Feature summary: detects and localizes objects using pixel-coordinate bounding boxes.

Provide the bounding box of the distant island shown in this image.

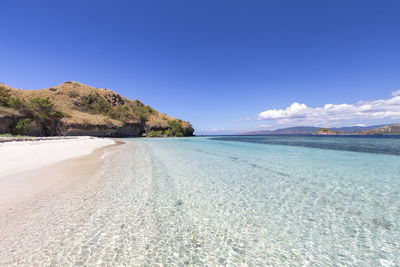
[314,128,339,135]
[242,124,400,135]
[0,82,194,137]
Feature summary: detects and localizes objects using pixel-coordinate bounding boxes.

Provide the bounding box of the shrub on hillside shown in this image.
[29,97,64,121]
[0,90,63,123]
[13,118,31,135]
[144,105,153,114]
[80,93,112,114]
[164,129,173,137]
[167,120,185,136]
[108,105,132,123]
[0,86,11,106]
[129,101,152,123]
[136,111,148,124]
[77,93,153,124]
[8,97,26,109]
[67,90,80,98]
[94,97,111,114]
[147,130,163,137]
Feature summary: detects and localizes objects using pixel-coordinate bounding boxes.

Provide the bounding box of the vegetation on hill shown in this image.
[0,85,64,135]
[147,120,187,137]
[0,82,194,137]
[147,130,163,137]
[166,120,186,136]
[0,85,11,106]
[76,91,153,124]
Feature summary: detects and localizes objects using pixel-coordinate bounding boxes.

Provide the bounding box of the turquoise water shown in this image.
[2,136,399,266]
[106,136,400,265]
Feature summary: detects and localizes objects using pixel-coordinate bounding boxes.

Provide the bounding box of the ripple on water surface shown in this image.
[0,136,399,266]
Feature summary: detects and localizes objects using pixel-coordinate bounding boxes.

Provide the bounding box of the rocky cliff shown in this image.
[0,82,194,137]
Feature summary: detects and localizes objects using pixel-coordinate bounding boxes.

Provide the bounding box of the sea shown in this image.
[3,135,400,266]
[97,135,400,266]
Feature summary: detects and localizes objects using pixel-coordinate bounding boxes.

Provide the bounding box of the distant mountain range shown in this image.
[243,126,320,135]
[358,124,400,135]
[242,124,395,135]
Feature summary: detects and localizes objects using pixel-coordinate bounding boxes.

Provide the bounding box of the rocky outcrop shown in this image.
[314,128,338,135]
[0,116,16,133]
[0,116,148,137]
[0,115,194,137]
[59,122,144,137]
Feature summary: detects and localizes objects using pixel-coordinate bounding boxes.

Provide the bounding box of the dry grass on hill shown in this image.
[0,81,192,130]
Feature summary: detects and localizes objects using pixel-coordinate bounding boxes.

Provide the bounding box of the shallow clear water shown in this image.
[1,136,400,266]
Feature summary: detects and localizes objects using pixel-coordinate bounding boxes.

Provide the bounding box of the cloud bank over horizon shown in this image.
[258,90,400,126]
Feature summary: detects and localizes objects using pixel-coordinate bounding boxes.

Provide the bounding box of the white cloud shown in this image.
[259,102,308,120]
[258,92,400,125]
[392,89,400,97]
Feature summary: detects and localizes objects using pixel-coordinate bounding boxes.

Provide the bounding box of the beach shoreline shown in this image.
[0,137,125,210]
[0,136,117,179]
[0,138,128,265]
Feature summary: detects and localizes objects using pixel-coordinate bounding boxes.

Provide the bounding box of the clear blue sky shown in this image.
[1,1,400,134]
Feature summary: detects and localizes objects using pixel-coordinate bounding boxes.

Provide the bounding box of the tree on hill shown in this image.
[167,120,185,137]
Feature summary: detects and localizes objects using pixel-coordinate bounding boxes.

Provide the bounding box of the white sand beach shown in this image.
[0,137,126,265]
[0,136,115,179]
[0,136,118,210]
